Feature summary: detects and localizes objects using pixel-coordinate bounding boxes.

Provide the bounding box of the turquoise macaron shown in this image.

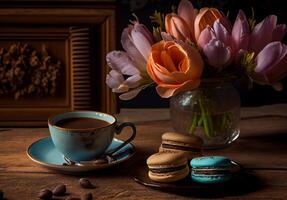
[190,156,240,184]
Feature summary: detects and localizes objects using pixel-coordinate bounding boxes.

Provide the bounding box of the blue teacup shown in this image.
[48,111,136,162]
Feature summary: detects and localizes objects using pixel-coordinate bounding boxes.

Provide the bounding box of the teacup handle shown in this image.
[106,122,136,156]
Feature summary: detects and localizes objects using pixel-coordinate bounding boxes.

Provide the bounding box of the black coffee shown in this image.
[56,117,110,129]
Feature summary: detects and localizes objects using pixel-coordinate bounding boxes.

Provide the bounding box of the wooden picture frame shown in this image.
[0,4,117,126]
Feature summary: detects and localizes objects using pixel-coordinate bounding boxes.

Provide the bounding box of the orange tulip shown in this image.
[165,0,198,42]
[194,8,223,40]
[165,13,192,42]
[147,41,203,98]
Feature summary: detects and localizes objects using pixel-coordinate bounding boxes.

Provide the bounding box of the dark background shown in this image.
[116,0,287,108]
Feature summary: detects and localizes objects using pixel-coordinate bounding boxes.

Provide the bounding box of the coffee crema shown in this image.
[55,117,110,129]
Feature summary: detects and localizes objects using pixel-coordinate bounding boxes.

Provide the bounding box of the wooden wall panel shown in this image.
[0,5,117,126]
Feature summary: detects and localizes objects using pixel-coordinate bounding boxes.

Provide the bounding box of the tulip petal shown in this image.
[264,52,287,82]
[203,39,232,67]
[255,42,287,74]
[178,0,196,41]
[160,50,177,72]
[219,16,232,33]
[134,23,154,44]
[121,27,146,70]
[124,74,142,88]
[119,85,145,100]
[232,10,250,52]
[197,26,214,48]
[273,24,287,41]
[213,19,231,46]
[131,28,152,61]
[112,84,129,93]
[106,51,139,75]
[250,15,277,54]
[153,63,178,84]
[156,79,200,98]
[181,44,204,77]
[106,70,124,89]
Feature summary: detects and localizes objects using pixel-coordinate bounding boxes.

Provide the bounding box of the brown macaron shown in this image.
[159,132,203,160]
[146,151,189,183]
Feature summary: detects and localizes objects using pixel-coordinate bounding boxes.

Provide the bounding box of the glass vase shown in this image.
[170,79,241,149]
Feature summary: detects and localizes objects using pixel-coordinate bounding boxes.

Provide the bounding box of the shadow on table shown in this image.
[131,160,265,198]
[169,172,264,198]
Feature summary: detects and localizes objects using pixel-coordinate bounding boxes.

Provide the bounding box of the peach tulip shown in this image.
[194,7,223,40]
[165,0,197,42]
[147,41,203,98]
[165,13,192,42]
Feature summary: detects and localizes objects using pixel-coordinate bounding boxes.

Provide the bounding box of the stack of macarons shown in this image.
[147,132,203,183]
[146,132,241,183]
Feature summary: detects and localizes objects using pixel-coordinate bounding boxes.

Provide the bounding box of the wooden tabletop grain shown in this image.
[1,104,287,199]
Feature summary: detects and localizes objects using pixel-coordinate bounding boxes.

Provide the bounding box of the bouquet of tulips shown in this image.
[106,0,287,137]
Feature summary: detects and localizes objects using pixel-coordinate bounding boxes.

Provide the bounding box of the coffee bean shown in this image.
[79,178,95,189]
[52,184,66,196]
[81,192,93,200]
[38,189,53,199]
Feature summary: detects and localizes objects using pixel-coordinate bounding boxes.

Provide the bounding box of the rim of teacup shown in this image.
[48,110,117,132]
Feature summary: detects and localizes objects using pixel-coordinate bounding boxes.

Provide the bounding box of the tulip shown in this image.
[203,39,232,68]
[232,10,250,54]
[197,20,233,68]
[177,0,198,41]
[147,41,203,98]
[250,15,287,55]
[250,41,287,90]
[106,19,154,100]
[121,19,154,71]
[165,0,197,42]
[194,7,223,40]
[165,13,192,42]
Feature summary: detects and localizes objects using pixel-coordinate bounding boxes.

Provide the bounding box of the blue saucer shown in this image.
[27,137,135,172]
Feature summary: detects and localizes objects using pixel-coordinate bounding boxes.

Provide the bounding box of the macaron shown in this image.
[159,132,203,160]
[146,151,189,182]
[190,156,240,184]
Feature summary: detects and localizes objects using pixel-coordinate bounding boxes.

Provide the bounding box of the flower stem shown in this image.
[198,95,214,138]
[188,112,198,134]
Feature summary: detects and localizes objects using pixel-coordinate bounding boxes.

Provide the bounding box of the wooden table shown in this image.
[1,104,287,199]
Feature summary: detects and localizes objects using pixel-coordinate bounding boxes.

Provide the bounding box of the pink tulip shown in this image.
[250,15,287,55]
[198,20,233,68]
[106,19,154,100]
[252,41,287,89]
[203,39,232,68]
[121,19,154,71]
[232,10,250,54]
